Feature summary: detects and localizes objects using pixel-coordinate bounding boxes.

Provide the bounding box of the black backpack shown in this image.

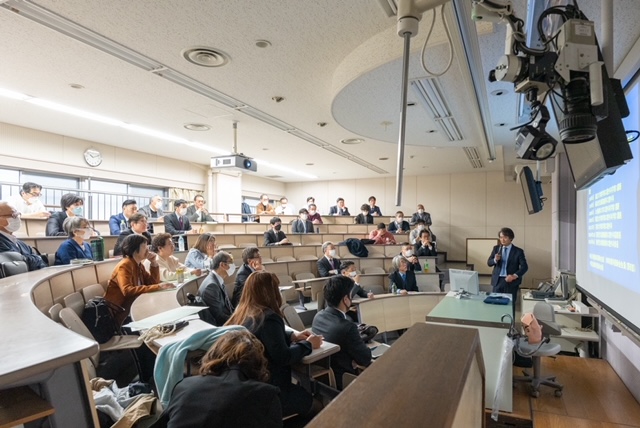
[344,238,369,258]
[81,297,124,343]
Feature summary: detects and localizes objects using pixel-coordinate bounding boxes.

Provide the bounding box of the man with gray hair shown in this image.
[317,241,340,277]
[197,251,235,325]
[0,201,48,271]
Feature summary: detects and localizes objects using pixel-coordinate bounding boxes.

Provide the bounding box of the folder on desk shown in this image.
[371,343,391,359]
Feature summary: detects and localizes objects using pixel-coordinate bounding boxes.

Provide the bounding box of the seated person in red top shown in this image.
[354,204,374,224]
[307,203,323,224]
[414,229,437,256]
[368,223,396,245]
[388,211,410,234]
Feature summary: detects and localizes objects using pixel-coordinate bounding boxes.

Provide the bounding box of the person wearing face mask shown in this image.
[388,211,410,234]
[139,195,165,233]
[164,199,194,235]
[409,219,426,244]
[400,243,420,272]
[317,241,340,277]
[197,251,236,326]
[263,217,290,246]
[354,204,374,224]
[291,208,314,234]
[255,194,275,223]
[108,199,138,235]
[275,197,295,216]
[414,229,437,256]
[231,246,264,307]
[0,201,48,270]
[340,261,374,299]
[410,204,432,226]
[151,233,202,282]
[46,193,85,236]
[113,213,152,257]
[8,182,50,219]
[307,203,323,225]
[54,216,94,265]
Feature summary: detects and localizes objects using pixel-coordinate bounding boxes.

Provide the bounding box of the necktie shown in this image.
[401,273,406,283]
[179,216,184,229]
[220,282,233,311]
[500,247,509,277]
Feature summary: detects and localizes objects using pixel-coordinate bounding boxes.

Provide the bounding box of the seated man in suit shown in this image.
[317,241,340,277]
[231,246,264,307]
[164,199,194,235]
[109,199,138,235]
[409,219,425,244]
[7,182,50,219]
[138,195,164,234]
[0,201,48,271]
[187,194,215,223]
[340,260,374,321]
[197,251,235,326]
[113,213,152,256]
[400,243,420,272]
[388,255,418,293]
[414,229,437,256]
[354,204,374,224]
[312,275,372,390]
[410,204,432,226]
[307,203,323,224]
[263,217,290,246]
[367,196,382,217]
[291,208,314,233]
[328,197,350,216]
[368,223,396,245]
[388,211,410,234]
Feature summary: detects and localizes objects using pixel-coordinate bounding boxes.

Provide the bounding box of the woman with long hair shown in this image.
[184,232,217,270]
[226,272,322,419]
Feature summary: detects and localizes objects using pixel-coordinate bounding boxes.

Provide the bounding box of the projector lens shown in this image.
[559,78,597,144]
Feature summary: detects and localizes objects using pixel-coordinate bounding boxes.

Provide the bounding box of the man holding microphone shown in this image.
[488,227,528,316]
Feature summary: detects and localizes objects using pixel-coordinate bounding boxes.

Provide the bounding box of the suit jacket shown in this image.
[488,244,528,289]
[0,233,47,271]
[369,206,383,216]
[388,270,418,292]
[198,272,233,326]
[291,219,314,234]
[414,241,437,256]
[329,205,350,216]
[113,229,152,256]
[164,212,192,235]
[388,220,410,234]
[354,213,373,224]
[138,204,164,219]
[410,211,432,225]
[317,256,341,277]
[186,205,215,223]
[154,368,282,428]
[45,211,68,236]
[263,229,287,246]
[231,263,253,307]
[109,213,128,235]
[312,307,371,389]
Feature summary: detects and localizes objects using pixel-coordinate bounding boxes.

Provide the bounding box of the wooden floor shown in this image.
[488,355,640,428]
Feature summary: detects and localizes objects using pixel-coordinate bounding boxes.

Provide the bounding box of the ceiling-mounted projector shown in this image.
[211,154,257,172]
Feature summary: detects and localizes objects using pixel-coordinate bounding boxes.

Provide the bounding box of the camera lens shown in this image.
[559,78,597,144]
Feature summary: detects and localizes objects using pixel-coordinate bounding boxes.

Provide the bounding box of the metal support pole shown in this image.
[601,0,613,74]
[395,32,412,206]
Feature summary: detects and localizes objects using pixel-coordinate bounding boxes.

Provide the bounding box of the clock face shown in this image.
[84,148,102,167]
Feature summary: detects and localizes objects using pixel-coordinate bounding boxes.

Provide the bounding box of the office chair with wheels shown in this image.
[514,302,564,397]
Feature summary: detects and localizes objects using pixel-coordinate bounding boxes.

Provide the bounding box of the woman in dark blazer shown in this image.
[388,255,418,293]
[226,272,323,419]
[153,330,282,428]
[46,193,85,236]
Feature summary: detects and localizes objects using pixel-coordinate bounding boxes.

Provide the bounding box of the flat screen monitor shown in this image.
[518,166,544,214]
[449,269,480,295]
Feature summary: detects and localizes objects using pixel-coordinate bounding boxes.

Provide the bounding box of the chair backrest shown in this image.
[532,302,562,336]
[294,272,315,281]
[281,304,306,331]
[63,292,86,316]
[364,267,386,274]
[0,251,28,278]
[218,244,236,249]
[316,289,325,311]
[48,303,63,323]
[310,280,326,301]
[262,257,274,263]
[81,283,105,302]
[59,308,99,364]
[296,254,318,261]
[276,256,296,262]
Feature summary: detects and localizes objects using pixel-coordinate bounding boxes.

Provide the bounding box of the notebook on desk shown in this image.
[371,343,391,359]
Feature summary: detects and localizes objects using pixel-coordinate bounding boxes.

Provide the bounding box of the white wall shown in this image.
[242,174,286,200]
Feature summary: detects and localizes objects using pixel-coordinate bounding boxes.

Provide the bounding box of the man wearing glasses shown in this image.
[7,182,51,219]
[0,201,48,270]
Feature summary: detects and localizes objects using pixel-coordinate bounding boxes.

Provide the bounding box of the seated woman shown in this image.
[184,232,217,270]
[113,213,152,256]
[151,233,201,281]
[153,330,282,428]
[46,193,84,236]
[104,234,174,326]
[388,255,418,294]
[54,216,93,265]
[226,272,322,419]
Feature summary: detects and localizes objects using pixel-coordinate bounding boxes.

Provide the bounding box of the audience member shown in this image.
[226,272,323,420]
[409,219,425,244]
[0,201,47,271]
[153,330,282,428]
[151,233,201,282]
[388,255,418,293]
[255,194,275,222]
[164,199,194,235]
[138,195,164,234]
[367,196,382,217]
[426,225,437,244]
[263,217,290,246]
[388,211,410,234]
[328,197,350,216]
[410,204,432,226]
[400,242,420,272]
[291,208,314,233]
[108,199,138,235]
[312,275,372,389]
[197,252,235,326]
[368,223,396,245]
[46,193,84,236]
[305,196,315,210]
[54,216,93,265]
[317,241,340,277]
[275,197,294,215]
[185,232,217,270]
[104,234,174,326]
[340,260,375,300]
[8,182,50,219]
[187,194,215,223]
[113,213,152,256]
[414,229,437,256]
[307,203,323,224]
[354,204,374,224]
[231,247,264,307]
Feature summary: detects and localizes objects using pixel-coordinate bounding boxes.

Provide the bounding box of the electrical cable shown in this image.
[420,4,453,77]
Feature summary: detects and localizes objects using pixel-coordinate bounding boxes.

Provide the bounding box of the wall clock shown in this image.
[84,148,102,167]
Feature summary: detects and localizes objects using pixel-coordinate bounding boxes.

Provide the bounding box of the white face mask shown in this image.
[178,208,187,216]
[78,228,92,240]
[309,210,316,215]
[300,214,308,221]
[362,212,369,216]
[404,250,414,257]
[329,249,336,258]
[28,196,40,204]
[397,217,404,223]
[5,216,21,233]
[418,209,424,214]
[349,270,357,278]
[417,225,425,231]
[225,263,236,276]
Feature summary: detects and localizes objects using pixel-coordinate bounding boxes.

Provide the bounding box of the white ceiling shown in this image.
[0,0,638,183]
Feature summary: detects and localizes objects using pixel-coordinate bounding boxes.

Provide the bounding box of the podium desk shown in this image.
[426,294,513,412]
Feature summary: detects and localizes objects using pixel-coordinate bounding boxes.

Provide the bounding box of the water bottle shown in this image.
[178,235,185,252]
[390,282,397,295]
[424,261,430,273]
[90,237,105,261]
[119,219,127,233]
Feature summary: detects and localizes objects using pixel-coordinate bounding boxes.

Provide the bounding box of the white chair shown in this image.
[281,304,306,331]
[81,283,105,302]
[276,274,298,303]
[276,256,296,262]
[63,292,86,316]
[363,267,386,274]
[48,303,63,323]
[218,244,236,249]
[296,254,318,261]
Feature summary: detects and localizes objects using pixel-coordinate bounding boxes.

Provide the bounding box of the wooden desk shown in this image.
[0,386,55,428]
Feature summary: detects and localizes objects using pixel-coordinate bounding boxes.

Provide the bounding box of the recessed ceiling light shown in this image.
[182,46,230,67]
[426,129,437,133]
[69,83,84,89]
[262,148,269,150]
[271,96,284,103]
[379,157,389,160]
[305,163,314,166]
[340,138,364,145]
[255,40,272,48]
[491,89,508,96]
[494,123,507,127]
[317,122,327,127]
[184,123,210,131]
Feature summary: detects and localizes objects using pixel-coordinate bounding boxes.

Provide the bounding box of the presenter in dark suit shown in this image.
[263,217,290,246]
[488,227,528,312]
[154,330,282,428]
[328,197,350,216]
[164,199,193,235]
[388,255,418,293]
[198,251,235,325]
[317,241,340,277]
[312,275,372,389]
[291,208,315,233]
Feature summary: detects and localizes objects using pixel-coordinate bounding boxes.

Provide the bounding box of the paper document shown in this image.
[124,306,206,331]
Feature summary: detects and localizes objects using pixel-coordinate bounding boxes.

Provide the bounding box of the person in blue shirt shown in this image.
[108,199,138,235]
[54,216,93,265]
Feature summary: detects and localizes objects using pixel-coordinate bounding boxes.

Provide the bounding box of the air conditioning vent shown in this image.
[463,147,484,169]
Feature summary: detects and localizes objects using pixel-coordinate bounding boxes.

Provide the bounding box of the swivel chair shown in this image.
[514,301,564,397]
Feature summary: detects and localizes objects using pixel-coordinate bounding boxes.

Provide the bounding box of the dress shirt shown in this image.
[499,245,511,277]
[7,195,47,215]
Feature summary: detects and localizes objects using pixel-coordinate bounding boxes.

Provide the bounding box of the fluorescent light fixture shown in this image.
[183,141,230,155]
[254,158,318,179]
[27,98,124,127]
[411,78,464,141]
[0,87,31,101]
